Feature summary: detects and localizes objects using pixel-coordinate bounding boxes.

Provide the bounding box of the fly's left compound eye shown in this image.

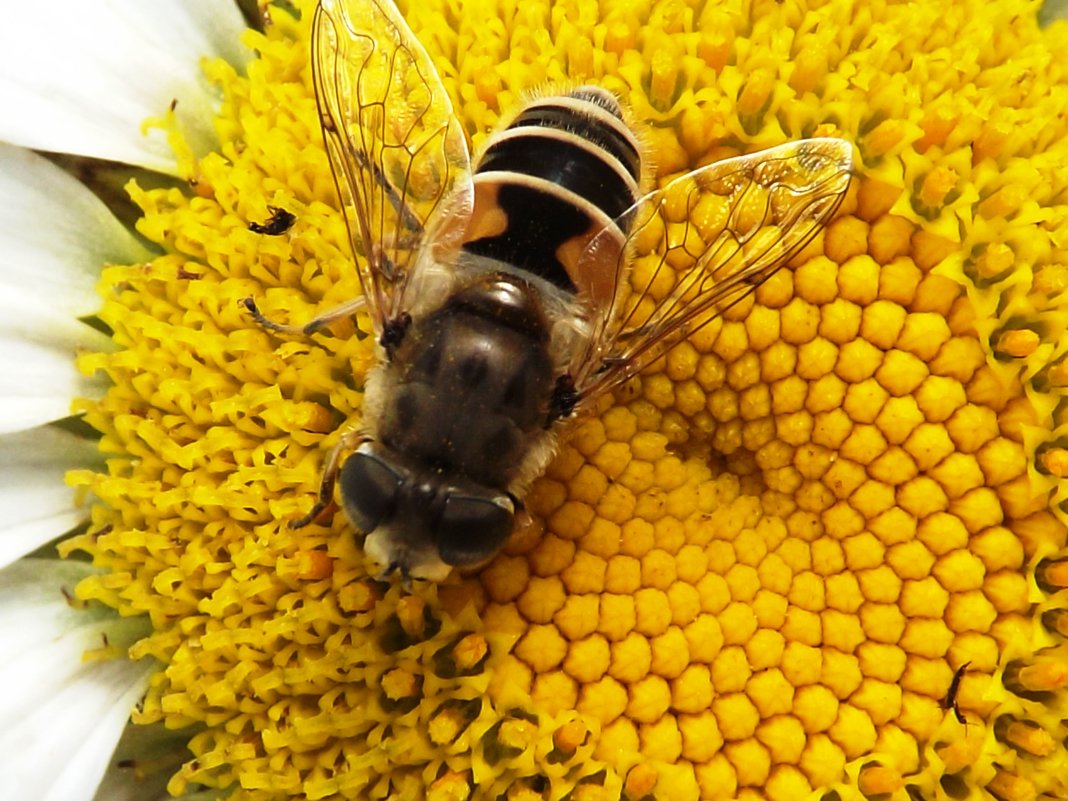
[339,445,405,532]
[435,493,514,567]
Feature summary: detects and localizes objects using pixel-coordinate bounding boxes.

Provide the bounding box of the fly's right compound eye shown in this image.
[435,493,515,567]
[339,444,405,532]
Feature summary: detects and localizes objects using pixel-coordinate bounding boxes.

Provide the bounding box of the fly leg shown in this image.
[242,295,367,336]
[290,429,366,529]
[242,147,423,335]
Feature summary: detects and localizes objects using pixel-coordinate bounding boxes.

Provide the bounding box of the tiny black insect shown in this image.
[249,206,296,235]
[941,661,971,724]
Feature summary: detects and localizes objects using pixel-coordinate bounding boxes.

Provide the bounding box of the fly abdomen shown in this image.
[509,88,642,181]
[461,86,644,308]
[478,132,636,221]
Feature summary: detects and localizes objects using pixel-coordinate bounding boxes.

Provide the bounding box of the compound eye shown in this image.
[339,445,405,532]
[436,493,514,567]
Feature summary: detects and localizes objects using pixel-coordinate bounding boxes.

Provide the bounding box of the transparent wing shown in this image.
[312,0,472,335]
[571,137,854,401]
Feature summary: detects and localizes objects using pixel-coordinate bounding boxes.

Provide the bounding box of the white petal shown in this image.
[0,145,139,435]
[0,426,102,569]
[0,1,249,173]
[0,334,109,435]
[0,144,150,331]
[0,559,154,801]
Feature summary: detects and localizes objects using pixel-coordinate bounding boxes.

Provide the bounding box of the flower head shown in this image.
[4,0,1068,799]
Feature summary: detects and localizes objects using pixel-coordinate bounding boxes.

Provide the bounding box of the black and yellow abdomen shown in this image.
[460,86,643,308]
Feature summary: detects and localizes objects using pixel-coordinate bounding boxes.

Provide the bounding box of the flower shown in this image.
[2,0,1068,799]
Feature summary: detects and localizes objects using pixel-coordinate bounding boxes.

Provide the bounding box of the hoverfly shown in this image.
[245,0,853,582]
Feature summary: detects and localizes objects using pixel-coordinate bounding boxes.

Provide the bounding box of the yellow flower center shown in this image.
[61,0,1068,799]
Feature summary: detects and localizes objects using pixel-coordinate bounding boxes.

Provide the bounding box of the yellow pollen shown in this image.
[863,119,908,158]
[975,242,1015,279]
[428,771,471,801]
[979,183,1030,219]
[1040,449,1068,478]
[857,764,904,796]
[994,328,1040,358]
[918,165,959,208]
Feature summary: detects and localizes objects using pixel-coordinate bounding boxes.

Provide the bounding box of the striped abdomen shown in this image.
[460,86,643,308]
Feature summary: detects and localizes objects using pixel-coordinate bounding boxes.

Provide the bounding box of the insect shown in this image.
[249,205,296,235]
[942,661,970,724]
[244,0,853,582]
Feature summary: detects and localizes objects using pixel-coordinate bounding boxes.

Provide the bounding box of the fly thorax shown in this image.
[378,274,554,489]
